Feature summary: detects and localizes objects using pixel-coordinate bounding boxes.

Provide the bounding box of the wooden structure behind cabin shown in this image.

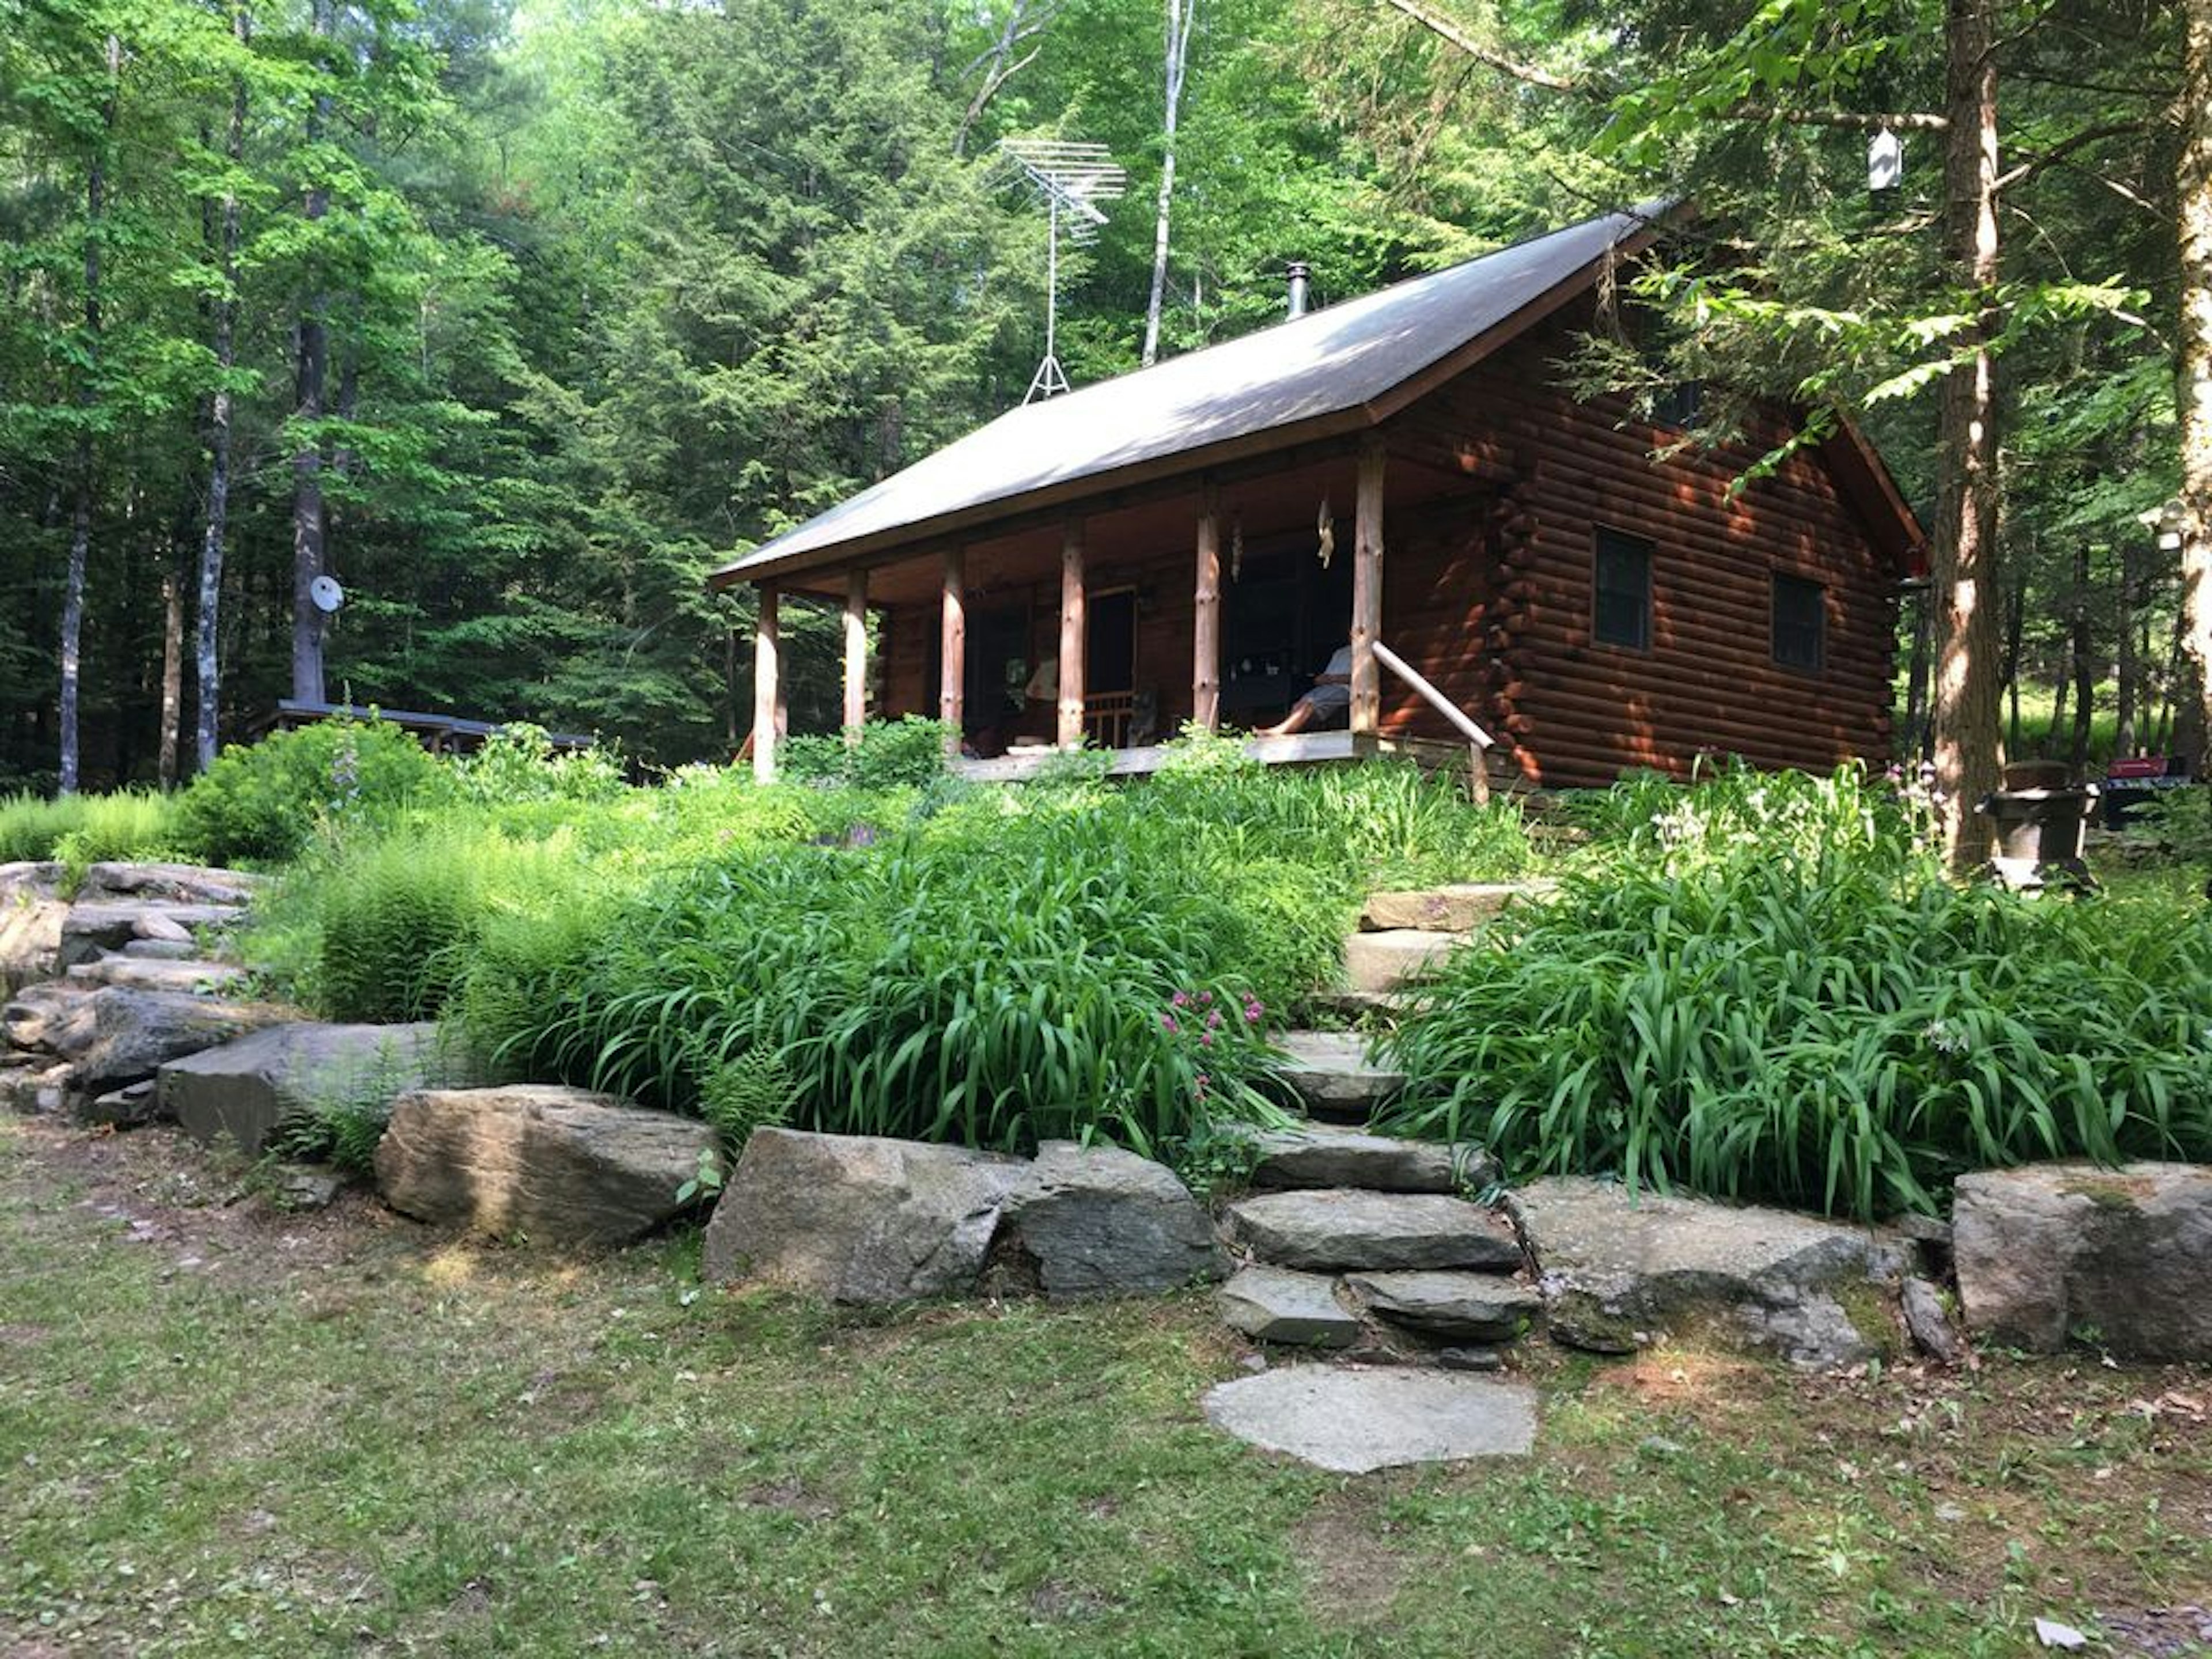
[711,208,1925,791]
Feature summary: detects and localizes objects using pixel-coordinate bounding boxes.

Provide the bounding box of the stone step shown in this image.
[1247,1120,1494,1194]
[1358,880,1556,934]
[1272,1029,1404,1121]
[77,861,261,907]
[1342,928,1465,995]
[1297,988,1410,1025]
[59,902,245,968]
[1342,1271,1541,1342]
[65,956,248,995]
[1225,1188,1525,1275]
[1217,1266,1363,1348]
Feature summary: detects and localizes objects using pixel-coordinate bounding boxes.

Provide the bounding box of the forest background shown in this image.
[0,0,2193,790]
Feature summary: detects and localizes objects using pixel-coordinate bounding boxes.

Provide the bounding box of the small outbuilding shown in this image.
[709,206,1925,790]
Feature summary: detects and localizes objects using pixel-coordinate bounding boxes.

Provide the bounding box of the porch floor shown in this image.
[951,730,1478,782]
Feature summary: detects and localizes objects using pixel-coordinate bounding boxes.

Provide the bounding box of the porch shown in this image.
[743,430,1505,791]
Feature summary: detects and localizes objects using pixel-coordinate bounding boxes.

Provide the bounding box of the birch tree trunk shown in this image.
[291,0,333,706]
[158,560,183,788]
[1927,0,2006,871]
[59,33,122,796]
[1139,0,1195,369]
[2177,0,2212,773]
[196,3,248,771]
[2115,541,2138,756]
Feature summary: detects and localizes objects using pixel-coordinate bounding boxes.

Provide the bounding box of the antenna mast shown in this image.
[997,138,1126,404]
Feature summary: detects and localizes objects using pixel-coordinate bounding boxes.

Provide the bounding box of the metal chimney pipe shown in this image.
[1286,261,1310,320]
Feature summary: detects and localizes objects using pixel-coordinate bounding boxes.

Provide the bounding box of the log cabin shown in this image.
[708,207,1926,792]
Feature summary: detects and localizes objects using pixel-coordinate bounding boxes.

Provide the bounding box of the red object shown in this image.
[2107,756,2166,780]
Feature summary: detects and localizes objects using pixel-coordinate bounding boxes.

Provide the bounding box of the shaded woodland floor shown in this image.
[2,1116,2209,1658]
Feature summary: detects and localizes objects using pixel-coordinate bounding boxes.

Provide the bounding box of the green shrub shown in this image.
[0,789,187,874]
[1377,767,2212,1219]
[781,717,952,790]
[179,720,453,866]
[452,724,627,807]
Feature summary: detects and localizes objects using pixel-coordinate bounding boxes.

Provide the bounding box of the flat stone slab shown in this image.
[67,956,248,995]
[1217,1266,1362,1347]
[1249,1119,1493,1194]
[1344,1270,1541,1341]
[59,902,244,968]
[77,862,260,907]
[1271,1031,1406,1120]
[1342,929,1464,995]
[162,1020,449,1156]
[1359,881,1556,933]
[1226,1188,1523,1273]
[1202,1366,1537,1472]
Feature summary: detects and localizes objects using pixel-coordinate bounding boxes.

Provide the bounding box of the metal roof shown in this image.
[711,206,1667,588]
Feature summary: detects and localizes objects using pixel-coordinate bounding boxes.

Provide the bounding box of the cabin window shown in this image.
[1592,528,1653,652]
[1771,573,1826,673]
[1651,378,1703,429]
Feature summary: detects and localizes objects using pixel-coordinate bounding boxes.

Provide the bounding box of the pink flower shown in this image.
[1206,1010,1222,1030]
[1171,990,1191,1008]
[1199,1032,1213,1048]
[1198,991,1214,1005]
[1161,1014,1179,1034]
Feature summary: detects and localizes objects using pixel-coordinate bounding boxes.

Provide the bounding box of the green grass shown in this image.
[0,787,188,878]
[5,1116,2210,1657]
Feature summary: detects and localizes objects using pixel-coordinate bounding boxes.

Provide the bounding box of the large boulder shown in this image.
[703,1127,1029,1301]
[1953,1163,2212,1360]
[59,902,244,969]
[0,862,68,994]
[160,1021,450,1156]
[77,861,261,907]
[376,1084,721,1249]
[3,982,89,1054]
[702,1128,1225,1305]
[994,1140,1225,1298]
[1510,1176,1904,1369]
[47,987,287,1101]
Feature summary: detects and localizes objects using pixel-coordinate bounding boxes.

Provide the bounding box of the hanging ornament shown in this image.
[1316,495,1335,569]
[1229,513,1244,582]
[1868,127,1903,194]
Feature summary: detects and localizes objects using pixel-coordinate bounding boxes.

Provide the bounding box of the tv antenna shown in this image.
[998,138,1126,403]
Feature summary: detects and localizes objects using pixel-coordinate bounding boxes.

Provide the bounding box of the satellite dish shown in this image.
[309,575,346,614]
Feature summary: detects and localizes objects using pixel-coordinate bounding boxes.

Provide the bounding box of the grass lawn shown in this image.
[3,1118,2210,1658]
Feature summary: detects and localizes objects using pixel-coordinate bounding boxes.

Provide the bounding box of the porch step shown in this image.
[1273,1029,1404,1121]
[1225,1188,1524,1275]
[1343,928,1465,994]
[1357,880,1556,934]
[1247,1120,1495,1194]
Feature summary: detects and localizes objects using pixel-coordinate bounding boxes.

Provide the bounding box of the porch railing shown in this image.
[1372,639,1496,805]
[1084,690,1135,750]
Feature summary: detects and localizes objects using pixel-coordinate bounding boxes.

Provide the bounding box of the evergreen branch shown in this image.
[1374,0,1584,94]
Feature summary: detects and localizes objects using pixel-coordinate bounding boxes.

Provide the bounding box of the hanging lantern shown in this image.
[1868,127,1903,194]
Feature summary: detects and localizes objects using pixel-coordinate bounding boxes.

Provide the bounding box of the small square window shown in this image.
[1772,573,1825,672]
[1593,528,1652,651]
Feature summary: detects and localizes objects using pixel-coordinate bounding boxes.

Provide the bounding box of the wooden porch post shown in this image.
[1193,479,1222,731]
[938,546,965,752]
[1058,519,1086,748]
[752,584,779,783]
[842,569,868,738]
[1350,438,1385,737]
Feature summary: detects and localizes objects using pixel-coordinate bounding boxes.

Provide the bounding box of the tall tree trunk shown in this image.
[59,33,121,796]
[2115,540,2138,755]
[2001,562,2025,753]
[291,0,333,706]
[196,3,248,771]
[2070,544,2095,771]
[1139,0,1195,369]
[158,559,184,788]
[1902,590,1933,760]
[1927,0,2006,870]
[2179,0,2212,774]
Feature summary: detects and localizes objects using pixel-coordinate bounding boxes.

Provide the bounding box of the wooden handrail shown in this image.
[1373,641,1495,750]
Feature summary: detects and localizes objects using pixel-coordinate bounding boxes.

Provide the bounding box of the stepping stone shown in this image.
[1249,1121,1495,1194]
[1217,1266,1362,1348]
[1272,1031,1406,1120]
[1202,1366,1537,1472]
[120,938,201,961]
[1343,1270,1541,1341]
[66,956,247,995]
[1225,1189,1523,1274]
[1359,881,1556,934]
[1342,929,1464,994]
[59,903,244,968]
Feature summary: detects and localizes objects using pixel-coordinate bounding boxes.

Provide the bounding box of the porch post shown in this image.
[752,584,779,783]
[1193,478,1222,732]
[938,546,965,752]
[1350,438,1385,737]
[1058,518,1086,748]
[842,569,868,738]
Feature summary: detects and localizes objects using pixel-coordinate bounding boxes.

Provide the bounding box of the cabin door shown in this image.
[1084,588,1137,747]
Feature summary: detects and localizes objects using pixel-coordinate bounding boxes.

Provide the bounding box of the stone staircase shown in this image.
[1215,878,1557,1368]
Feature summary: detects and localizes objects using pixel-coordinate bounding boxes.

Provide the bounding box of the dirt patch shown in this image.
[1027,1579,1116,1623]
[741,1479,840,1522]
[2099,1604,2212,1658]
[1291,1495,1413,1627]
